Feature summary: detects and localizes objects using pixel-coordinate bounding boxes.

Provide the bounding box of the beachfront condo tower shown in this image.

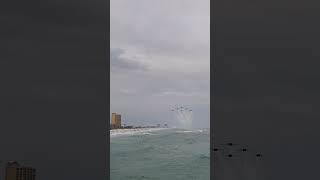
[111,113,122,129]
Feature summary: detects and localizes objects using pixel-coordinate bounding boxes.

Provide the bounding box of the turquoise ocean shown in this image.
[110,128,210,180]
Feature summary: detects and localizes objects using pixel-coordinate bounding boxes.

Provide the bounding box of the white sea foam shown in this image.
[175,128,209,133]
[176,130,194,133]
[110,128,166,138]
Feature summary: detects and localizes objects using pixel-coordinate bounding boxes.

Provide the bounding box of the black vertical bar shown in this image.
[210,0,216,179]
[106,0,110,178]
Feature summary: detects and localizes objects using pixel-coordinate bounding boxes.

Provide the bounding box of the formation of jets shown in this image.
[213,143,262,158]
[170,105,193,129]
[171,105,192,112]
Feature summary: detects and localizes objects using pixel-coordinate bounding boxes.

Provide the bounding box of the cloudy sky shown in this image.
[110,0,210,128]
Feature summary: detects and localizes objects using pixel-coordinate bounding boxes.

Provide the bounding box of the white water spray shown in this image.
[171,105,194,129]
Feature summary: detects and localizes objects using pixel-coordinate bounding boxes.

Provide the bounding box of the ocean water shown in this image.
[110,128,210,180]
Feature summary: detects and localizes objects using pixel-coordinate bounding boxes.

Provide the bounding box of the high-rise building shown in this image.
[5,161,36,180]
[111,113,122,129]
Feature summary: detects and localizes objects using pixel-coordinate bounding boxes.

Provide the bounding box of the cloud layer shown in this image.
[111,0,210,128]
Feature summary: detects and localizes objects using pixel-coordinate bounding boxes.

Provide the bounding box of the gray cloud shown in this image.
[111,0,210,60]
[111,48,149,72]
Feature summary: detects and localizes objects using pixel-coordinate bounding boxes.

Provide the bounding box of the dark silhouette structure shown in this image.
[5,162,36,180]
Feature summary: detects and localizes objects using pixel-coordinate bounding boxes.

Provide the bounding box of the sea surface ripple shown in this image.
[110,128,210,180]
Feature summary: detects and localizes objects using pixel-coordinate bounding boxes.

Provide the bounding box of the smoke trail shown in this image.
[171,105,193,129]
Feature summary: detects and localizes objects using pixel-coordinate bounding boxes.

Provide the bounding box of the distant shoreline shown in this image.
[110,127,167,130]
[110,127,167,137]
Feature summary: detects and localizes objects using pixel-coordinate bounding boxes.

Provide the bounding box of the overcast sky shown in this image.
[110,0,210,128]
